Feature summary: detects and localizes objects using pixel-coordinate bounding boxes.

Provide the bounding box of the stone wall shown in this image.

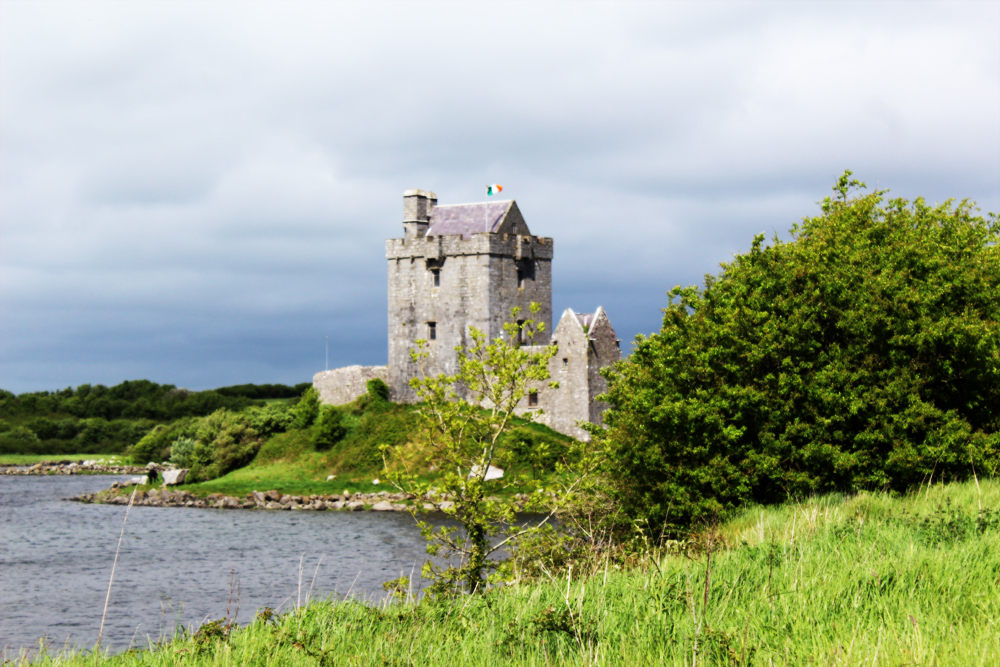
[385,232,553,402]
[313,365,391,405]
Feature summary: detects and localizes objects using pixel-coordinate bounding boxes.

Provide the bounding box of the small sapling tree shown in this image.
[383,303,584,595]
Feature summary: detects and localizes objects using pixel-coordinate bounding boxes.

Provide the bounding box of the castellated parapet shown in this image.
[313,189,619,441]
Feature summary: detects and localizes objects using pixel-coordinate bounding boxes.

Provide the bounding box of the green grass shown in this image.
[0,453,125,466]
[21,479,999,666]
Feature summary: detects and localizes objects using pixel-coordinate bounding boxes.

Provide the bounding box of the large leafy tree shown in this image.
[599,173,999,532]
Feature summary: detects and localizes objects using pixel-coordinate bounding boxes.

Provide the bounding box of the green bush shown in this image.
[313,406,347,451]
[127,418,197,464]
[599,173,1000,533]
[291,388,320,429]
[6,425,40,444]
[367,378,390,402]
[244,403,295,438]
[169,436,197,468]
[189,409,262,481]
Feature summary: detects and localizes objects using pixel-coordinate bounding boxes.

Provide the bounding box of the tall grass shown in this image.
[19,479,1000,666]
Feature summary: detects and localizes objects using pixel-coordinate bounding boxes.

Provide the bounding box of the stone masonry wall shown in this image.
[314,365,391,405]
[386,232,553,402]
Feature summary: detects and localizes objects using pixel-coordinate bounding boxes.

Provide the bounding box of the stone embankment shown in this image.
[2,461,163,476]
[68,487,488,513]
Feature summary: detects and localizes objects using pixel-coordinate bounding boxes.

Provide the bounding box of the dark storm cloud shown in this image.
[1,0,998,393]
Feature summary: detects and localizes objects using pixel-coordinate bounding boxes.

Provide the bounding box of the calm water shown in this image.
[0,474,444,655]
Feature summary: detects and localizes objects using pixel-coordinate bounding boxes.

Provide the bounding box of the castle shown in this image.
[312,189,620,440]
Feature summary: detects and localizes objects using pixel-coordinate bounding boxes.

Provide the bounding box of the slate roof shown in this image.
[426,201,514,239]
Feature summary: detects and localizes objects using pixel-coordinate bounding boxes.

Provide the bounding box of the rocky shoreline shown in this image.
[70,486,458,513]
[2,460,161,476]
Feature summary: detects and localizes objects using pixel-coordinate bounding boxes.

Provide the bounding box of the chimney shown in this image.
[402,189,436,239]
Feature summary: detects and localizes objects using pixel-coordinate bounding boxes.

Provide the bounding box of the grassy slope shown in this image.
[180,402,574,498]
[27,479,999,666]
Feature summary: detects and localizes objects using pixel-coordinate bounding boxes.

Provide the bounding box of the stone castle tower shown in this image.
[313,190,620,440]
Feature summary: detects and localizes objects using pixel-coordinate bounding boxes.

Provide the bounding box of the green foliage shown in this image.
[189,410,263,481]
[5,425,39,444]
[0,379,260,422]
[385,303,590,595]
[367,378,390,402]
[212,382,311,400]
[291,387,321,429]
[599,173,1000,533]
[168,436,197,468]
[313,406,347,450]
[127,419,197,464]
[242,402,296,438]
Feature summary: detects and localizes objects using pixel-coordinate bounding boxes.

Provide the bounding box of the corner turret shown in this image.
[402,189,436,239]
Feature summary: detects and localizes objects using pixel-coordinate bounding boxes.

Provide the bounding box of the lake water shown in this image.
[0,474,446,656]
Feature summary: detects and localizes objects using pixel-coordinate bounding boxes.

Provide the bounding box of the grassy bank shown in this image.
[20,478,998,666]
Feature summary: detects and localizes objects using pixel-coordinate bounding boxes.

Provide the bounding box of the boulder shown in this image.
[162,469,188,486]
[264,490,281,501]
[330,501,346,510]
[469,465,504,481]
[371,501,394,511]
[347,501,365,511]
[265,501,283,510]
[252,491,267,506]
[422,503,437,512]
[392,504,408,512]
[313,501,327,511]
[438,501,455,512]
[219,496,241,509]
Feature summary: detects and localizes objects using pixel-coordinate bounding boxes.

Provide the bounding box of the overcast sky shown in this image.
[2,0,998,395]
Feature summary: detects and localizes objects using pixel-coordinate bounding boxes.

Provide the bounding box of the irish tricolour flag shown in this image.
[486,184,503,196]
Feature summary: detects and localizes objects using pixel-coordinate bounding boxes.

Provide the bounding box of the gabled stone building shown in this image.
[313,189,620,441]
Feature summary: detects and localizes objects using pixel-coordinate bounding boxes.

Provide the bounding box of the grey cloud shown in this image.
[1,0,997,393]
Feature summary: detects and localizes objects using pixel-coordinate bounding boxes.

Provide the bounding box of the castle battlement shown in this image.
[385,233,554,261]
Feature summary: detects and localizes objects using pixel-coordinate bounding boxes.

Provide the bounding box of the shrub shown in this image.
[598,173,1000,533]
[6,426,40,444]
[26,417,59,440]
[313,406,347,451]
[291,387,320,429]
[189,410,262,481]
[169,436,197,468]
[367,378,390,402]
[244,403,295,438]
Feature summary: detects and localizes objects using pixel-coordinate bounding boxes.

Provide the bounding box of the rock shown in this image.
[146,462,158,470]
[313,501,327,510]
[129,476,148,485]
[438,501,455,512]
[279,495,292,504]
[326,475,336,481]
[371,501,394,511]
[330,501,345,510]
[265,501,283,510]
[241,500,255,509]
[219,497,241,509]
[252,491,267,506]
[392,504,408,512]
[347,501,365,511]
[422,503,436,511]
[264,490,281,501]
[469,465,504,481]
[162,469,189,486]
